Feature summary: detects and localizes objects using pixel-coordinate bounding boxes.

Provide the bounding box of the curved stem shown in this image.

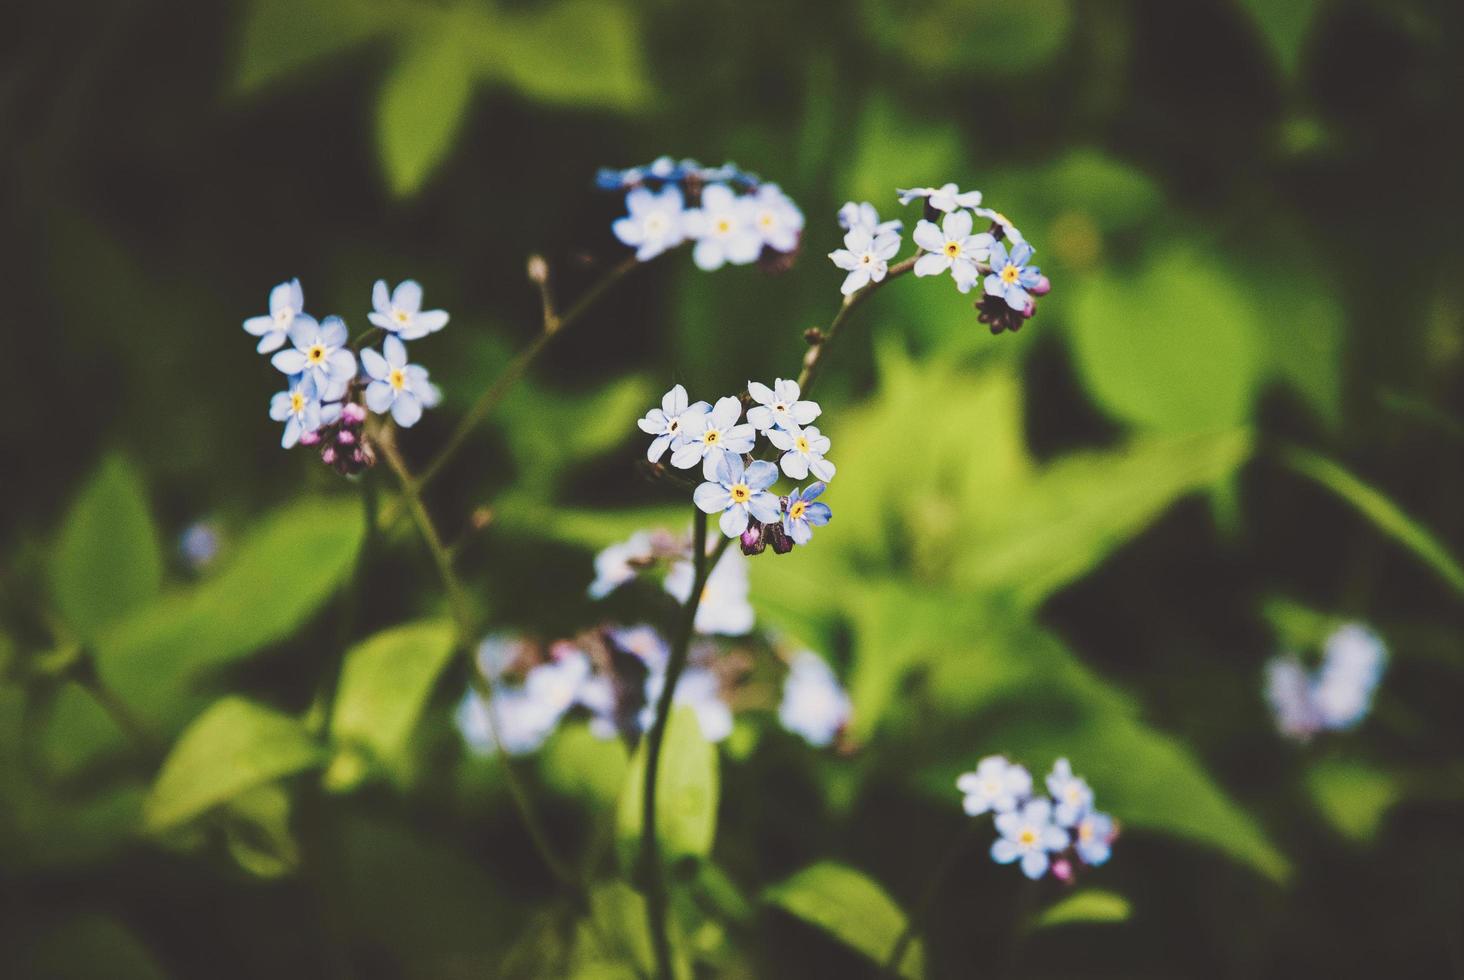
[377,428,582,895]
[797,254,919,394]
[641,508,714,979]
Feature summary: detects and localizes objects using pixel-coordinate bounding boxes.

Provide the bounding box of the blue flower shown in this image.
[269,373,339,449]
[672,396,756,479]
[637,384,711,463]
[243,278,307,354]
[1265,655,1322,740]
[612,185,688,261]
[640,667,733,742]
[684,184,762,270]
[913,210,993,293]
[838,201,902,237]
[956,755,1033,816]
[1313,623,1387,730]
[778,651,851,747]
[768,425,836,482]
[746,378,820,432]
[748,183,804,253]
[693,454,781,539]
[897,183,983,212]
[270,315,357,398]
[781,482,832,545]
[368,279,449,340]
[1074,810,1115,867]
[984,241,1042,312]
[1046,757,1094,827]
[178,522,221,571]
[665,547,755,635]
[991,799,1069,879]
[596,156,695,190]
[361,334,440,428]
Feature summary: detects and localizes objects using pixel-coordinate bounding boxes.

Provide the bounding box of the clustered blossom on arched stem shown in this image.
[242,278,449,472]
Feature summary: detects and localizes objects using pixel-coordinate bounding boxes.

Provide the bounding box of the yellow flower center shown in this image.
[714,217,732,234]
[1078,822,1093,842]
[290,391,306,413]
[702,429,721,446]
[859,253,872,265]
[943,241,962,258]
[730,483,751,503]
[1018,828,1037,847]
[388,368,406,390]
[274,307,294,326]
[758,210,776,228]
[393,308,411,324]
[306,343,326,364]
[788,500,807,520]
[1000,263,1021,284]
[795,435,810,453]
[667,418,680,433]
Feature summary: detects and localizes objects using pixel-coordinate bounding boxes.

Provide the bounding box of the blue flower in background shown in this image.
[780,482,832,545]
[1074,810,1116,866]
[269,373,338,449]
[665,548,756,635]
[640,667,734,742]
[613,185,688,261]
[270,315,356,398]
[778,651,851,747]
[748,183,804,253]
[984,241,1042,312]
[991,799,1069,879]
[672,396,756,479]
[361,335,441,428]
[838,201,903,237]
[693,454,781,539]
[178,521,221,571]
[243,278,307,354]
[684,183,762,271]
[957,755,1033,816]
[368,279,449,340]
[897,183,984,213]
[1046,757,1094,827]
[638,384,711,463]
[1313,623,1387,730]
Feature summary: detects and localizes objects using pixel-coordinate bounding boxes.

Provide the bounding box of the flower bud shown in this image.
[740,521,766,556]
[1051,857,1074,883]
[766,521,794,555]
[341,402,367,424]
[320,446,337,465]
[1031,274,1052,297]
[526,254,550,285]
[336,429,356,445]
[298,429,322,447]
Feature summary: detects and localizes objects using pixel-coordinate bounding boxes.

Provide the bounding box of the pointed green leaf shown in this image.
[763,862,923,979]
[1034,889,1131,929]
[377,22,475,197]
[1307,760,1399,843]
[617,705,719,864]
[235,0,391,92]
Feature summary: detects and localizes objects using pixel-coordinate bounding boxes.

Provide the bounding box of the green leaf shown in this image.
[1236,0,1322,78]
[1307,760,1399,843]
[329,619,458,784]
[22,914,167,980]
[1034,889,1131,929]
[499,374,657,495]
[762,862,923,979]
[51,455,162,640]
[1070,247,1265,433]
[376,21,475,197]
[471,0,650,110]
[223,782,301,878]
[541,722,631,806]
[35,681,128,780]
[235,0,392,92]
[617,705,719,865]
[143,697,325,834]
[860,0,1073,76]
[1261,596,1338,652]
[94,496,365,730]
[1282,447,1464,596]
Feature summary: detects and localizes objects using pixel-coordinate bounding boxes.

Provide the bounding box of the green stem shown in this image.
[797,254,918,394]
[884,821,977,976]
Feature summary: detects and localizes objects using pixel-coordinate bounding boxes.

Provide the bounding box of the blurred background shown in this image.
[4,0,1464,976]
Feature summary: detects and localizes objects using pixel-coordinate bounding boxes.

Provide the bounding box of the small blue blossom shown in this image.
[640,666,734,742]
[693,454,781,539]
[972,206,1025,245]
[776,482,830,546]
[270,315,357,398]
[588,530,657,599]
[984,241,1043,312]
[456,646,603,757]
[838,201,902,237]
[269,373,339,449]
[746,378,820,432]
[638,384,711,463]
[1074,810,1115,867]
[613,185,688,261]
[897,183,983,212]
[913,211,994,293]
[778,651,851,747]
[665,547,755,635]
[1046,757,1094,827]
[361,335,441,428]
[672,396,756,478]
[368,279,449,340]
[1314,623,1387,730]
[178,522,221,571]
[991,799,1069,880]
[684,184,761,271]
[829,226,902,296]
[243,278,307,354]
[748,183,804,253]
[767,425,835,482]
[956,755,1033,816]
[1265,655,1322,740]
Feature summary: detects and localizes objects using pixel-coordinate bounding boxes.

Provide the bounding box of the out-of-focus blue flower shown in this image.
[683,184,762,271]
[607,623,672,672]
[778,651,851,747]
[746,378,820,433]
[640,667,733,742]
[767,425,835,482]
[244,278,307,354]
[178,522,221,571]
[897,183,983,213]
[368,279,449,340]
[361,335,441,428]
[838,201,902,237]
[456,646,604,756]
[748,183,804,253]
[1074,810,1115,867]
[270,315,357,398]
[1046,757,1094,827]
[1265,655,1322,740]
[984,241,1043,312]
[672,396,756,479]
[613,185,688,261]
[913,211,994,293]
[638,384,711,463]
[693,454,781,539]
[665,548,756,635]
[269,373,339,449]
[780,482,832,546]
[972,206,1025,245]
[829,226,902,296]
[456,686,559,756]
[589,531,657,599]
[991,799,1069,880]
[957,755,1033,816]
[1314,623,1387,730]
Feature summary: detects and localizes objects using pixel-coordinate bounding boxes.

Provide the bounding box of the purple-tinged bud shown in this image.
[298,429,322,447]
[1051,857,1074,884]
[336,429,355,445]
[342,402,367,424]
[1022,300,1036,319]
[766,521,794,555]
[320,446,337,465]
[1031,274,1051,297]
[740,522,766,556]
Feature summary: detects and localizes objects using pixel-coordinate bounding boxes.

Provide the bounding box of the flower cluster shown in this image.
[957,756,1116,881]
[829,183,1051,334]
[242,278,448,471]
[1266,622,1388,741]
[588,525,757,635]
[602,157,803,270]
[639,382,834,551]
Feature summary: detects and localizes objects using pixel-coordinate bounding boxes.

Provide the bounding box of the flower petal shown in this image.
[392,280,423,313]
[718,506,749,538]
[694,482,732,514]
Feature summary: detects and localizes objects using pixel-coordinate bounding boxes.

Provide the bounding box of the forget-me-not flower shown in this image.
[368,279,450,340]
[1265,655,1323,740]
[781,482,832,546]
[589,531,657,599]
[269,373,338,449]
[683,184,762,270]
[638,384,711,463]
[244,278,307,354]
[957,755,1034,816]
[913,211,994,293]
[1046,757,1094,827]
[270,315,357,398]
[767,424,835,482]
[1074,810,1115,867]
[641,667,734,742]
[694,455,782,539]
[897,183,984,212]
[984,241,1042,312]
[829,226,902,296]
[991,798,1069,880]
[748,183,804,253]
[613,185,688,261]
[361,335,441,428]
[972,206,1025,245]
[608,623,672,672]
[1313,623,1387,730]
[672,396,756,478]
[838,201,903,237]
[746,379,820,432]
[778,651,851,747]
[665,548,756,635]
